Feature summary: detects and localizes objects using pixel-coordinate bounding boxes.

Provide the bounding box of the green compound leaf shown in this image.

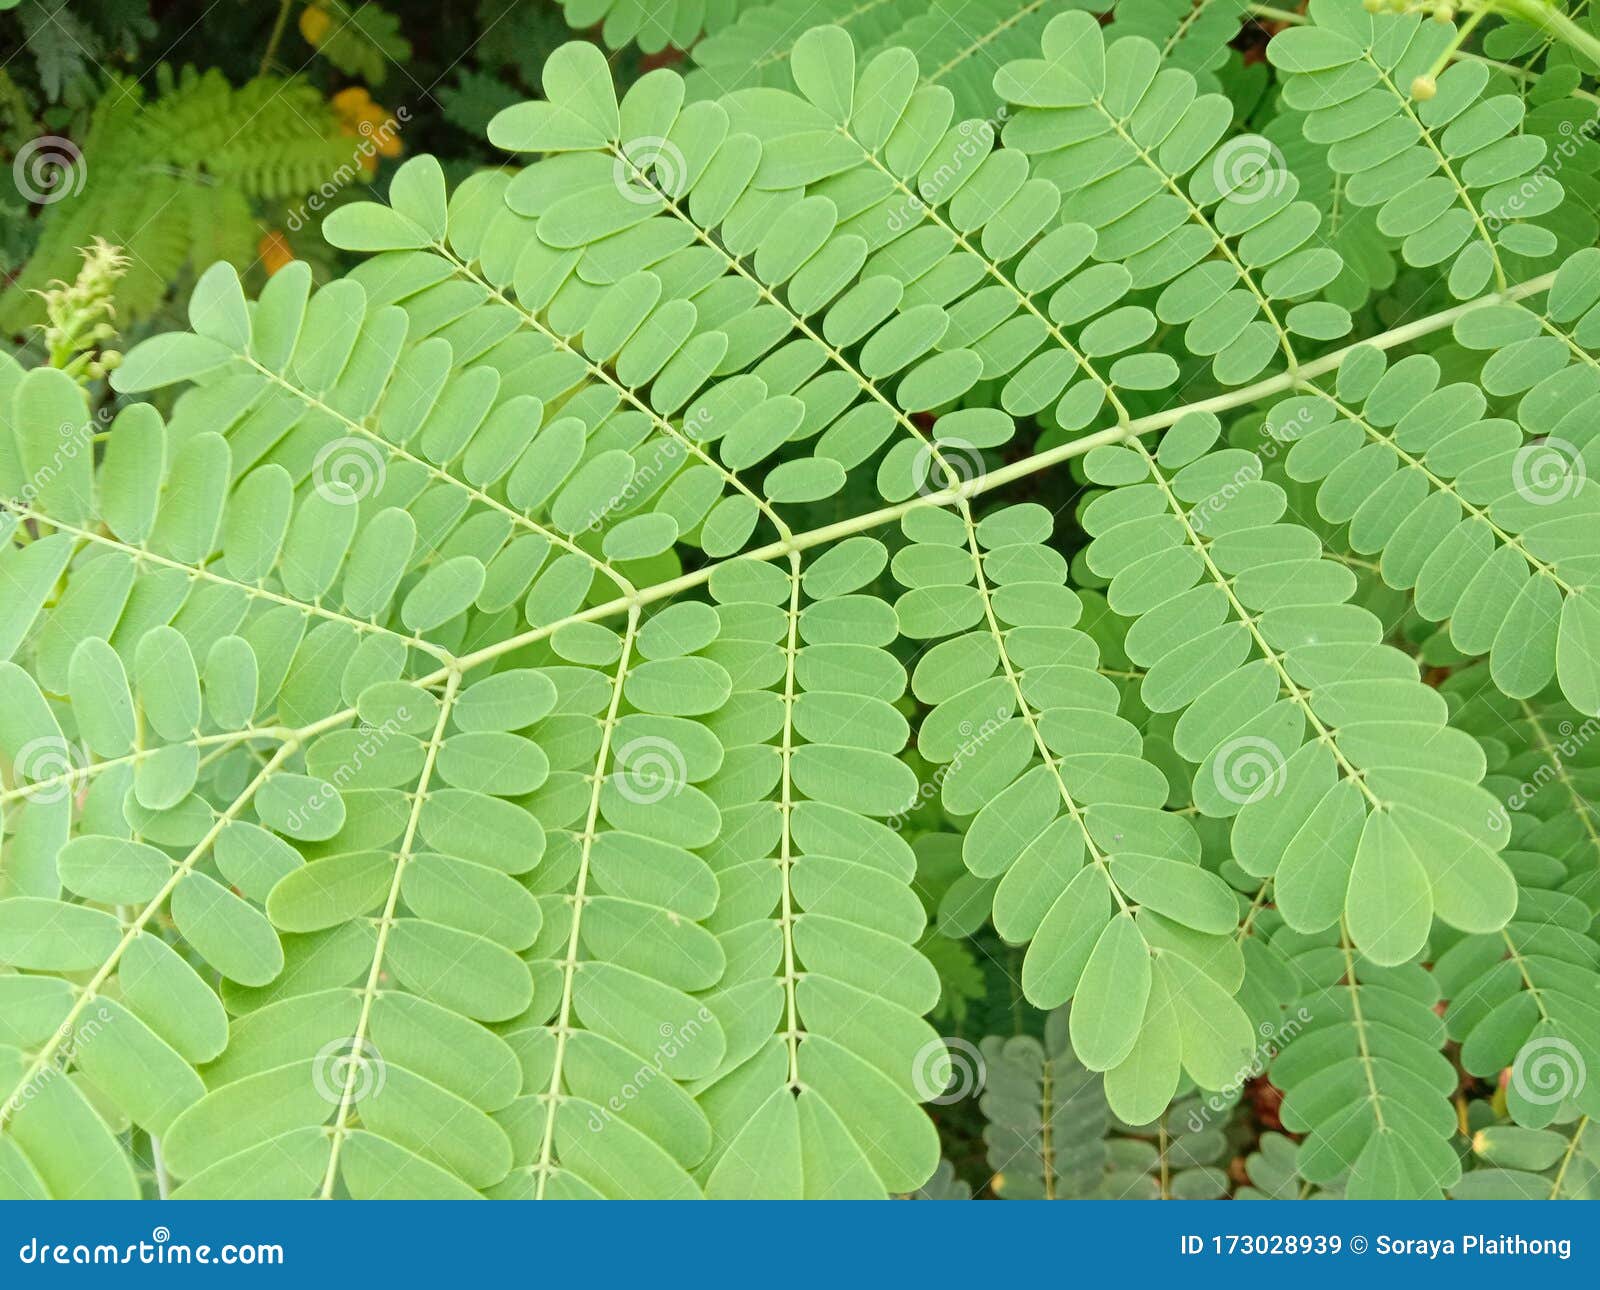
[3,4,1600,1201]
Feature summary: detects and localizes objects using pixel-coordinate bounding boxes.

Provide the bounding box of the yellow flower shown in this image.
[330,86,371,116]
[330,86,403,173]
[299,3,332,47]
[360,103,404,158]
[259,230,295,277]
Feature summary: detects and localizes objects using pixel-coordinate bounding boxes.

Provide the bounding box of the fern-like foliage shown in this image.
[1,67,356,331]
[980,1010,1115,1198]
[2,2,1600,1201]
[557,0,749,53]
[1268,0,1572,296]
[976,1007,1232,1197]
[1107,0,1252,89]
[299,1,412,84]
